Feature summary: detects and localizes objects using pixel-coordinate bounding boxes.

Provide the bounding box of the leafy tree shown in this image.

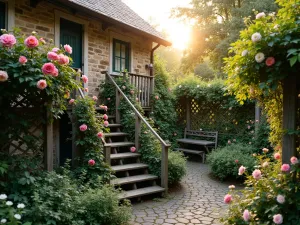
[194,60,215,80]
[172,0,278,72]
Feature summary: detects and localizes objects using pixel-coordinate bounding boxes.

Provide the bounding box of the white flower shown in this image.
[262,161,269,167]
[251,32,262,42]
[197,85,200,88]
[255,53,265,63]
[0,194,7,200]
[6,201,13,206]
[1,219,7,224]
[228,185,235,189]
[241,50,248,56]
[17,203,25,209]
[207,84,211,87]
[256,12,266,19]
[14,214,21,220]
[276,195,285,204]
[179,85,182,88]
[0,71,8,82]
[274,24,280,30]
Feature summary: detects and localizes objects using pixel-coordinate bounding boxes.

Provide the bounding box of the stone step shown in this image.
[105,142,134,148]
[111,152,140,160]
[111,163,148,172]
[107,123,122,128]
[104,132,128,137]
[111,174,158,186]
[119,186,165,200]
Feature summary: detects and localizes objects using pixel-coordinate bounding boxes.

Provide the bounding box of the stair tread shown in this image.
[111,152,140,160]
[111,163,148,172]
[108,124,122,127]
[111,174,158,185]
[174,148,205,154]
[105,142,134,147]
[104,132,128,137]
[119,186,165,199]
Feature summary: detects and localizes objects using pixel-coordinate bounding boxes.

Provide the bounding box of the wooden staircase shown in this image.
[103,115,165,200]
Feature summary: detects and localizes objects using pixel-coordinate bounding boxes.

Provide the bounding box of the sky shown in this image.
[122,0,191,50]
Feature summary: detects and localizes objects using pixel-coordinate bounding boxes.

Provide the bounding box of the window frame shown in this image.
[0,0,15,30]
[112,38,131,73]
[0,1,7,29]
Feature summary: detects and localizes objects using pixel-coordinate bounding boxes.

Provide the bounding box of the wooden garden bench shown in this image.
[175,129,218,163]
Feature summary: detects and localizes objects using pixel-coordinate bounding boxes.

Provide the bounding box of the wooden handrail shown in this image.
[104,71,169,194]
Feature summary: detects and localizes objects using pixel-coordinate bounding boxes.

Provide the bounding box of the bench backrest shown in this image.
[184,128,218,149]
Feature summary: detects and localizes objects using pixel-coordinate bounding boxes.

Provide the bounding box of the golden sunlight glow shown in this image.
[122,0,191,50]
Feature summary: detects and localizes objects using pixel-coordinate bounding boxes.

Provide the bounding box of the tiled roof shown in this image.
[68,0,171,45]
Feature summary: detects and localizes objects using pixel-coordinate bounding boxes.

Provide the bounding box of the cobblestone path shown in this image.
[131,161,230,225]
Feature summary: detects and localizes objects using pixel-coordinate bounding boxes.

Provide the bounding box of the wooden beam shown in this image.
[282,75,297,163]
[45,109,53,171]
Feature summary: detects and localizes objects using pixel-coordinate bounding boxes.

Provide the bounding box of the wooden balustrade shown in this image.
[104,71,170,194]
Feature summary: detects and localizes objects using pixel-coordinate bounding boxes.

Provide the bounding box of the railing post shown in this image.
[135,115,141,150]
[161,145,169,195]
[45,105,53,172]
[104,146,111,165]
[116,89,121,124]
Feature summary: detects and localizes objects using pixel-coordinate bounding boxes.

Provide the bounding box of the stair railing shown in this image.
[104,71,170,194]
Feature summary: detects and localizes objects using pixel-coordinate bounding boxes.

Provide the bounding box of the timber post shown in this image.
[161,144,169,195]
[45,104,53,171]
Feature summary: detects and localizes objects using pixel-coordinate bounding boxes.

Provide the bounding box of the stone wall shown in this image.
[14,0,153,97]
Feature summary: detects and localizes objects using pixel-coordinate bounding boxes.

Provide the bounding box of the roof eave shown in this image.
[52,0,172,47]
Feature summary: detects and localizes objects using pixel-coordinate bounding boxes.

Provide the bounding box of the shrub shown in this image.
[221,153,300,224]
[207,144,256,180]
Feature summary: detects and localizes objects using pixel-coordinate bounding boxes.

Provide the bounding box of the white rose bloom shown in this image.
[179,85,182,88]
[17,203,25,209]
[255,53,265,63]
[274,24,280,30]
[14,214,21,220]
[0,71,8,82]
[0,194,7,200]
[197,85,200,88]
[5,201,13,206]
[241,50,248,56]
[256,12,266,19]
[251,32,262,42]
[1,219,7,224]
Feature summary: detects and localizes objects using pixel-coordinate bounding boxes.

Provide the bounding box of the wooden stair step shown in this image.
[105,142,134,148]
[119,186,165,200]
[111,163,148,172]
[107,123,122,128]
[111,152,140,160]
[104,132,128,137]
[174,148,204,154]
[111,174,158,185]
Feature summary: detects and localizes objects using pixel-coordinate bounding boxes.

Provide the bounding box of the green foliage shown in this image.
[194,61,215,80]
[207,144,256,180]
[72,97,112,184]
[99,73,187,184]
[225,0,300,146]
[221,153,300,224]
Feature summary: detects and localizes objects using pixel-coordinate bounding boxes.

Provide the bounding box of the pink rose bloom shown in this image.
[273,214,283,224]
[104,121,109,127]
[39,38,46,44]
[69,99,75,104]
[276,195,285,204]
[100,105,108,111]
[122,86,126,90]
[19,56,27,65]
[223,194,232,204]
[52,47,60,53]
[42,63,56,75]
[37,80,47,90]
[262,148,269,153]
[58,54,69,65]
[64,44,72,54]
[81,75,88,83]
[97,132,103,138]
[243,209,250,222]
[52,68,59,77]
[173,133,177,136]
[79,124,88,132]
[252,169,262,180]
[290,156,298,165]
[266,57,275,67]
[130,90,134,95]
[47,52,60,61]
[0,34,16,47]
[281,164,290,172]
[130,146,136,153]
[92,96,98,101]
[155,95,159,100]
[24,35,39,48]
[84,88,88,92]
[228,140,231,144]
[103,114,108,120]
[136,98,139,101]
[107,98,111,101]
[88,159,95,166]
[0,70,8,82]
[248,125,251,129]
[274,153,281,160]
[238,166,246,175]
[262,161,269,167]
[256,12,266,19]
[235,159,239,164]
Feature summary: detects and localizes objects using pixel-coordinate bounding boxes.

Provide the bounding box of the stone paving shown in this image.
[131,160,230,225]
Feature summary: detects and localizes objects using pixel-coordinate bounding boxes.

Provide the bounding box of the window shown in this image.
[0,1,6,29]
[113,39,130,73]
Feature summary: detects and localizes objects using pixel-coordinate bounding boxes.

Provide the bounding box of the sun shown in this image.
[168,23,191,50]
